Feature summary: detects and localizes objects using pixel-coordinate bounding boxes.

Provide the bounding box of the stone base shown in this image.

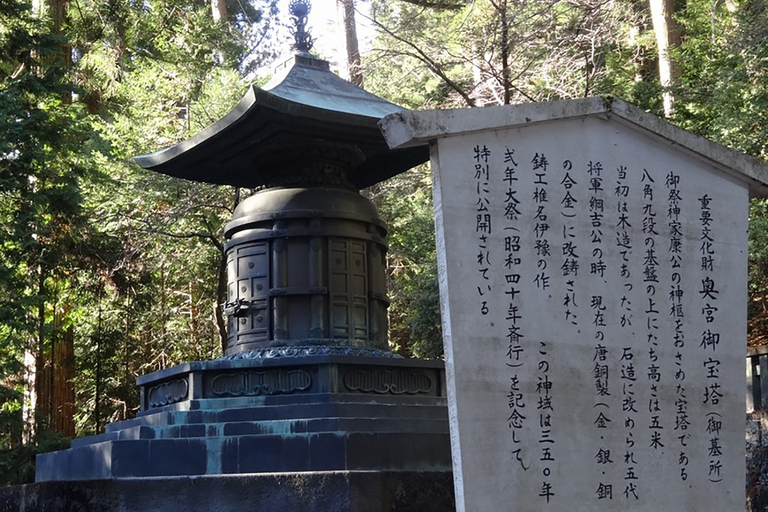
[0,471,455,512]
[36,355,452,480]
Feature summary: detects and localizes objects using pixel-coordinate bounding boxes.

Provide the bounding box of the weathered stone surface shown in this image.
[134,355,447,410]
[36,357,451,481]
[381,97,768,511]
[1,471,455,512]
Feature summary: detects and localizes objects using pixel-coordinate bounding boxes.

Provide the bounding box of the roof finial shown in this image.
[289,0,314,53]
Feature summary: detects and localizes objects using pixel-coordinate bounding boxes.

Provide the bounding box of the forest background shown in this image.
[1,0,767,485]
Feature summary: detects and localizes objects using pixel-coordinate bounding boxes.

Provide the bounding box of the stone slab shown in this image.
[37,426,451,480]
[106,400,449,434]
[379,96,768,196]
[37,355,452,482]
[381,100,762,511]
[136,355,447,413]
[0,471,455,512]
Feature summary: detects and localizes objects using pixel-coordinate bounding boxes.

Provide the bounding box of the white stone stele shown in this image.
[381,98,768,512]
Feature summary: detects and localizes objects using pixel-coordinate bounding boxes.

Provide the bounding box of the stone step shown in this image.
[142,391,448,414]
[73,416,449,449]
[37,358,451,484]
[106,401,448,433]
[37,430,452,480]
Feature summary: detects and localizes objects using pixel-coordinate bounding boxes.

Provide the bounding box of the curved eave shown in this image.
[133,84,386,171]
[134,60,429,189]
[133,86,260,171]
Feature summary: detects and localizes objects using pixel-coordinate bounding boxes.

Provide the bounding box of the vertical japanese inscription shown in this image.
[504,146,529,472]
[589,161,614,502]
[537,340,554,503]
[533,154,551,292]
[615,164,640,501]
[433,117,745,512]
[698,193,723,484]
[641,169,664,459]
[474,145,493,318]
[666,172,690,482]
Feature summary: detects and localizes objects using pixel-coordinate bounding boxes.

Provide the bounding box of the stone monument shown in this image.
[381,97,768,511]
[1,3,454,511]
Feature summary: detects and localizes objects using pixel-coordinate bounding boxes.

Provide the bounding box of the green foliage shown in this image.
[368,0,768,358]
[368,166,443,359]
[2,0,768,485]
[0,0,105,482]
[664,0,768,343]
[366,0,645,108]
[0,0,279,482]
[63,0,270,435]
[0,0,98,360]
[0,428,69,486]
[749,199,768,344]
[673,0,768,158]
[0,341,24,484]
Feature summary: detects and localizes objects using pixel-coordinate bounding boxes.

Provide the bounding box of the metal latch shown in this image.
[222,298,251,317]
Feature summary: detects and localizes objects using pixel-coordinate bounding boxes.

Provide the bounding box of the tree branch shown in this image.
[361,11,476,107]
[131,218,224,252]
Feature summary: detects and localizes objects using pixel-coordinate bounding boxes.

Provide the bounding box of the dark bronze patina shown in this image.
[34,8,451,489]
[135,20,428,357]
[133,52,427,189]
[288,0,314,53]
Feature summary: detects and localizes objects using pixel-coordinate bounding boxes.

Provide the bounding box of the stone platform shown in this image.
[0,470,456,512]
[35,353,452,481]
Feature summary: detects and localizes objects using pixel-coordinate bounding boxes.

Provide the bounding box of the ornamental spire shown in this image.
[289,0,314,53]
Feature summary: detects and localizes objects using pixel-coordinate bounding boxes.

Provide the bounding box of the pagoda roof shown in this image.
[134,53,428,189]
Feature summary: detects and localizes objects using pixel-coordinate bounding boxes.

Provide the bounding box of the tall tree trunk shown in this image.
[649,0,681,117]
[124,297,132,420]
[190,281,201,360]
[22,350,36,444]
[211,0,228,21]
[339,0,363,87]
[52,314,76,438]
[34,266,47,438]
[48,0,72,104]
[210,0,227,64]
[499,0,510,105]
[94,294,102,433]
[160,260,168,368]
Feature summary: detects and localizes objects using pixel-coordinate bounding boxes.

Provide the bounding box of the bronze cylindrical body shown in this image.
[222,186,390,356]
